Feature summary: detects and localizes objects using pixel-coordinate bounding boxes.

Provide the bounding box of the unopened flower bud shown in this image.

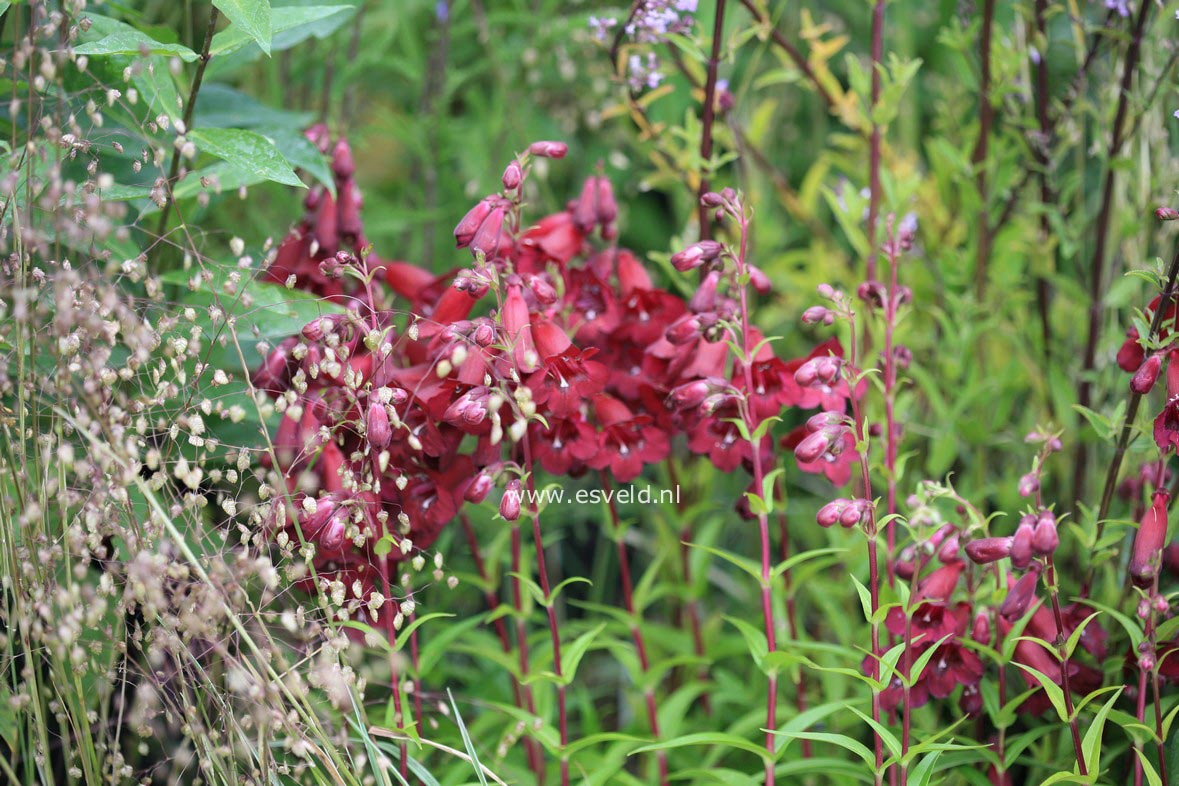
[1018,473,1040,498]
[366,401,392,449]
[670,240,723,272]
[801,305,832,325]
[666,314,704,345]
[466,472,494,504]
[1156,207,1179,221]
[666,379,714,410]
[700,191,725,208]
[529,275,558,305]
[331,139,356,179]
[1130,490,1170,588]
[1000,568,1040,620]
[528,140,567,158]
[500,480,522,521]
[794,429,833,463]
[455,198,495,248]
[1010,519,1035,569]
[747,265,771,295]
[502,161,523,190]
[1031,512,1058,556]
[964,536,1013,564]
[937,534,961,564]
[806,411,845,432]
[1131,354,1163,395]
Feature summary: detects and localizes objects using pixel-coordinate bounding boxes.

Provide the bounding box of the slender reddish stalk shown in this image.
[509,522,546,783]
[775,478,811,758]
[848,309,885,785]
[1044,557,1087,775]
[521,436,569,786]
[865,0,885,281]
[881,233,903,585]
[899,567,921,785]
[1073,0,1153,511]
[697,0,727,240]
[601,473,668,786]
[1031,0,1055,368]
[733,208,778,785]
[972,0,996,298]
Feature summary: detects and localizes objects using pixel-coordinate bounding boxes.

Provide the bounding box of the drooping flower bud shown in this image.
[318,511,348,552]
[455,198,495,248]
[500,480,522,521]
[801,305,834,325]
[528,275,558,305]
[1000,568,1040,620]
[670,240,723,272]
[816,498,870,528]
[366,400,392,449]
[1018,472,1039,498]
[1130,490,1170,588]
[1131,354,1163,395]
[331,139,356,180]
[937,534,961,564]
[1031,511,1059,556]
[747,265,772,295]
[1156,207,1179,221]
[964,536,1013,564]
[666,379,716,411]
[794,429,834,463]
[666,314,705,345]
[528,140,568,158]
[465,472,494,504]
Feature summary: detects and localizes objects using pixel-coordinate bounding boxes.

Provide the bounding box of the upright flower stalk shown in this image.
[726,191,779,784]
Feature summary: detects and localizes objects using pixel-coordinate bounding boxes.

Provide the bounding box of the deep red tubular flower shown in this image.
[1130,490,1170,587]
[915,562,962,604]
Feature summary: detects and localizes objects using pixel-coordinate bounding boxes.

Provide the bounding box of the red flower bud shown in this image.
[1018,472,1039,497]
[366,400,392,449]
[466,472,494,504]
[500,480,522,521]
[529,275,558,305]
[801,305,833,325]
[747,265,772,295]
[671,240,723,272]
[502,161,523,190]
[1010,519,1035,569]
[1031,512,1059,556]
[666,379,714,410]
[528,140,568,158]
[1000,568,1040,620]
[1157,207,1179,221]
[1130,490,1170,587]
[937,534,961,564]
[455,198,495,248]
[471,206,507,257]
[666,314,704,345]
[1131,354,1163,395]
[331,139,356,180]
[964,536,1013,564]
[794,430,832,463]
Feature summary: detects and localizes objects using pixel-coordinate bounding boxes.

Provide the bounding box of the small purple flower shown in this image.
[1104,0,1130,17]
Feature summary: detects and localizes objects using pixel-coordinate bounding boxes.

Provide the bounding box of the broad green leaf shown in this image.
[188,127,304,188]
[194,83,316,129]
[210,5,355,56]
[1012,662,1068,721]
[213,0,273,56]
[74,31,197,61]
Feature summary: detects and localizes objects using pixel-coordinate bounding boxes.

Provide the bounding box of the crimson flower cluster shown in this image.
[252,133,846,626]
